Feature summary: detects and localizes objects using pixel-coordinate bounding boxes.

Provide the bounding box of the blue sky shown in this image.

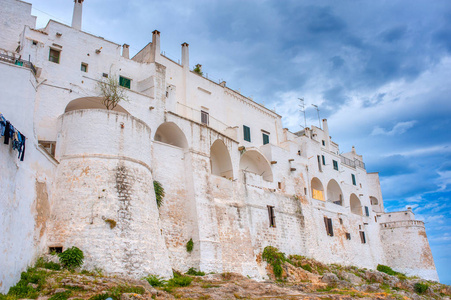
[27,0,451,284]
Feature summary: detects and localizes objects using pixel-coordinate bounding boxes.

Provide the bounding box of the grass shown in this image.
[414,282,429,294]
[48,291,72,300]
[144,275,167,287]
[185,268,205,276]
[376,264,405,277]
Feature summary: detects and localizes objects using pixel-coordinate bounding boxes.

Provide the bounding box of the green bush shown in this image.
[167,272,193,287]
[153,181,165,208]
[262,246,286,279]
[186,238,194,253]
[44,261,61,271]
[6,267,50,299]
[58,247,84,269]
[414,282,429,294]
[301,264,313,272]
[186,268,205,276]
[143,275,167,287]
[376,264,404,276]
[48,291,72,300]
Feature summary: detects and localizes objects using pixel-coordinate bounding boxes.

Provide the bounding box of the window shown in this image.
[49,48,60,64]
[359,231,366,244]
[317,155,322,172]
[333,160,338,171]
[351,174,356,185]
[322,155,326,165]
[49,246,62,254]
[32,40,38,46]
[304,187,307,195]
[324,217,333,236]
[346,233,351,240]
[39,141,56,157]
[201,110,209,125]
[322,140,325,146]
[339,218,343,225]
[243,125,251,142]
[267,206,276,227]
[81,63,88,72]
[278,182,282,189]
[102,73,109,78]
[119,76,131,89]
[364,206,370,216]
[262,133,269,145]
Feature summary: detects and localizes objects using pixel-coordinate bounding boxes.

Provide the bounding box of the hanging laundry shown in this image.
[1,113,26,161]
[0,114,6,136]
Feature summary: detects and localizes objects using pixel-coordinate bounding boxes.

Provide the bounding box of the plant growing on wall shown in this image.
[97,74,129,110]
[58,246,84,269]
[153,180,165,208]
[193,64,203,76]
[186,238,194,253]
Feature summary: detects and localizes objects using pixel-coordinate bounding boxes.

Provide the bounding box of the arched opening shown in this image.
[154,122,188,149]
[210,139,233,179]
[311,177,324,201]
[239,149,273,182]
[65,97,129,114]
[326,179,343,205]
[350,194,362,216]
[370,196,379,206]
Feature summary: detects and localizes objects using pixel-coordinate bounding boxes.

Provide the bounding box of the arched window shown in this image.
[154,122,188,149]
[210,139,233,179]
[239,149,273,182]
[350,194,362,216]
[370,196,379,206]
[65,97,129,114]
[326,179,343,205]
[311,177,325,201]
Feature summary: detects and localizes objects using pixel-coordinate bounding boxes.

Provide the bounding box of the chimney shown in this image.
[150,30,160,62]
[71,0,84,30]
[322,119,329,148]
[181,42,189,68]
[352,146,356,154]
[122,44,129,59]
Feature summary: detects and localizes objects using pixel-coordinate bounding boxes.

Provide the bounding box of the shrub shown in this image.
[143,275,167,287]
[186,268,205,276]
[167,272,193,287]
[153,181,165,208]
[186,238,194,253]
[58,247,84,269]
[44,261,61,271]
[301,264,313,272]
[414,282,429,294]
[193,64,203,76]
[6,267,49,299]
[262,246,286,279]
[376,264,404,276]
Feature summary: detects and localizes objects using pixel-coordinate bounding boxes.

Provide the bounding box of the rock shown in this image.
[27,283,39,289]
[364,270,384,283]
[320,273,339,286]
[124,279,157,295]
[339,271,364,285]
[53,288,67,294]
[120,293,144,300]
[360,283,380,292]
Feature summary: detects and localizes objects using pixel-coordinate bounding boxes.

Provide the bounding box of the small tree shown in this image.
[193,64,203,76]
[97,74,128,110]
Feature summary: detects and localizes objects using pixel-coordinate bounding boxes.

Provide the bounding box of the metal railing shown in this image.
[340,155,365,169]
[380,220,424,229]
[0,53,37,75]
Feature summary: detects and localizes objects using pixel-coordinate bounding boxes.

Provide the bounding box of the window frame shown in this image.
[365,206,370,217]
[324,217,334,236]
[49,48,61,64]
[119,75,131,89]
[322,155,326,165]
[262,133,269,145]
[333,160,339,171]
[317,155,322,172]
[267,205,276,228]
[360,231,366,244]
[243,125,251,142]
[201,110,209,125]
[351,174,356,185]
[80,62,88,72]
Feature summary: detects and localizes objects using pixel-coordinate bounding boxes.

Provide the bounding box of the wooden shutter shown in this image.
[365,206,370,216]
[243,125,251,142]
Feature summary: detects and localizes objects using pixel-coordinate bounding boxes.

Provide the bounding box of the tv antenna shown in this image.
[311,104,321,129]
[298,98,307,129]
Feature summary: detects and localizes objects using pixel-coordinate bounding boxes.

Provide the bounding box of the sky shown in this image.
[26,0,451,284]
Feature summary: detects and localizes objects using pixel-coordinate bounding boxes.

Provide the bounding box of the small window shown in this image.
[359,231,366,244]
[322,140,325,146]
[324,217,333,236]
[278,182,282,189]
[102,73,109,78]
[32,40,38,46]
[201,110,209,125]
[49,246,63,254]
[374,216,377,222]
[263,133,269,145]
[267,206,276,227]
[333,160,338,171]
[49,48,60,64]
[346,233,351,240]
[339,218,343,225]
[365,206,370,217]
[243,125,251,142]
[81,63,88,72]
[119,76,131,89]
[317,155,322,172]
[322,155,325,165]
[351,174,356,186]
[39,141,56,157]
[304,187,307,195]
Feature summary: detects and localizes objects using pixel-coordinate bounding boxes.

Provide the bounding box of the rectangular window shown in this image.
[201,110,209,125]
[365,206,370,217]
[360,231,366,244]
[346,233,351,240]
[243,125,251,142]
[322,140,325,146]
[317,155,322,172]
[324,217,333,236]
[333,160,338,171]
[119,76,131,89]
[81,63,88,72]
[267,206,276,227]
[49,48,60,64]
[262,133,269,145]
[322,155,326,165]
[351,174,356,185]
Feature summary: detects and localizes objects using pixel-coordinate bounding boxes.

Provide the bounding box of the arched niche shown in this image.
[311,177,324,201]
[350,193,362,216]
[210,139,233,179]
[326,179,343,206]
[65,97,130,114]
[370,196,379,205]
[154,122,188,149]
[239,149,273,182]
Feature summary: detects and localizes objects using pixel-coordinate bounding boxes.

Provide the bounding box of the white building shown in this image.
[0,0,439,292]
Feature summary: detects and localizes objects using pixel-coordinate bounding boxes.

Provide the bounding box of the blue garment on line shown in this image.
[0,114,6,136]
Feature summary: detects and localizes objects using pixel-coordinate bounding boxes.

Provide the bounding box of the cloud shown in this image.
[371,121,417,136]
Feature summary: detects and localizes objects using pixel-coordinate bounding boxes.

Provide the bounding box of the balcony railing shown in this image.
[380,220,424,229]
[0,53,36,75]
[340,155,365,169]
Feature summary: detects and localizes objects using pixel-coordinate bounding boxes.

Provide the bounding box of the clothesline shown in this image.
[0,113,26,161]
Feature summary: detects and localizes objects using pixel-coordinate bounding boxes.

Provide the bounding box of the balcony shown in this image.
[340,155,365,169]
[0,53,36,75]
[380,220,425,229]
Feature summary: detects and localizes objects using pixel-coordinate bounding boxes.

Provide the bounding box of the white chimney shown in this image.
[71,0,84,30]
[122,44,129,59]
[150,30,160,62]
[181,42,189,68]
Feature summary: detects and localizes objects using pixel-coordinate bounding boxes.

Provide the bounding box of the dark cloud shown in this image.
[381,26,407,43]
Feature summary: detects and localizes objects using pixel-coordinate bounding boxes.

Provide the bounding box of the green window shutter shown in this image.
[119,76,131,89]
[333,160,338,170]
[365,206,370,217]
[352,174,356,185]
[322,155,325,165]
[263,133,269,145]
[243,125,251,142]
